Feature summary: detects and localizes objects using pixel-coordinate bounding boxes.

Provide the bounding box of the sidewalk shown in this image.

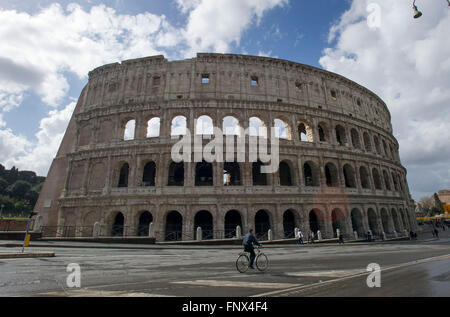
[0,249,55,259]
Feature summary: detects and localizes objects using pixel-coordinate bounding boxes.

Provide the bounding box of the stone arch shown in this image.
[274,118,291,140]
[304,161,320,187]
[367,208,380,235]
[343,164,357,188]
[111,212,125,237]
[383,170,392,191]
[137,211,153,236]
[194,210,214,240]
[298,120,313,142]
[165,210,183,241]
[351,208,365,237]
[223,116,240,135]
[335,125,347,146]
[223,162,241,186]
[118,162,130,188]
[249,116,267,137]
[392,172,399,191]
[350,128,361,149]
[255,210,271,240]
[252,161,268,186]
[196,115,214,135]
[359,166,371,189]
[373,135,381,154]
[283,209,298,238]
[171,115,187,136]
[146,117,161,138]
[142,161,156,187]
[380,208,392,233]
[168,161,184,186]
[391,208,402,232]
[325,162,339,187]
[123,119,136,141]
[224,210,243,238]
[331,208,348,237]
[308,209,324,236]
[279,160,294,186]
[195,160,213,186]
[372,168,382,190]
[318,122,328,142]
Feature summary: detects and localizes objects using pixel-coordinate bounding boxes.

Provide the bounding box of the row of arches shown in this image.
[118,114,398,161]
[109,207,412,241]
[115,159,406,193]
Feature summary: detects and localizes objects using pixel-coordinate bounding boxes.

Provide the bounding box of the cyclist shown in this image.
[242,229,261,269]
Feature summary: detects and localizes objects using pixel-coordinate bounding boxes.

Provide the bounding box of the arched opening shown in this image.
[298,122,312,142]
[332,209,347,237]
[224,210,242,238]
[196,115,214,135]
[283,210,296,238]
[392,172,399,191]
[351,128,361,149]
[304,162,319,187]
[195,161,213,186]
[146,117,160,138]
[137,211,153,236]
[383,170,391,191]
[255,210,271,240]
[309,210,321,235]
[223,162,241,186]
[351,208,365,237]
[374,136,381,154]
[142,161,156,187]
[381,208,392,233]
[372,168,382,190]
[223,116,240,135]
[325,163,339,187]
[383,140,389,158]
[335,125,347,146]
[363,132,372,152]
[252,161,268,186]
[111,212,124,237]
[368,208,379,235]
[279,161,294,186]
[165,211,182,241]
[401,209,409,230]
[123,119,136,141]
[249,117,266,137]
[343,164,357,188]
[318,123,327,142]
[359,166,371,189]
[171,116,187,136]
[194,210,214,240]
[168,162,184,186]
[274,118,291,140]
[392,209,401,232]
[118,163,129,188]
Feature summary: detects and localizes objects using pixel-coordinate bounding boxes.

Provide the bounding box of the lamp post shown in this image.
[21,210,38,253]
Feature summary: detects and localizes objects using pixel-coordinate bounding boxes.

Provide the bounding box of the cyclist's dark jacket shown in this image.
[242,233,260,248]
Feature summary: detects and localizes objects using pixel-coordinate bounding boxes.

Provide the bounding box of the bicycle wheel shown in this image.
[256,253,269,272]
[236,254,250,273]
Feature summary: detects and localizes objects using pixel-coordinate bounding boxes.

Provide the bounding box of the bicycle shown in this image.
[236,246,269,273]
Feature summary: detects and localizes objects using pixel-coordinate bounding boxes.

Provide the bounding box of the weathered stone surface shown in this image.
[34,53,417,242]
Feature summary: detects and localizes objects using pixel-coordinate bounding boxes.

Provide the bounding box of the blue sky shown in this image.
[0,0,449,201]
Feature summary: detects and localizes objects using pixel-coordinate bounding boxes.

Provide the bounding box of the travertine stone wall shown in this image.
[34,53,416,241]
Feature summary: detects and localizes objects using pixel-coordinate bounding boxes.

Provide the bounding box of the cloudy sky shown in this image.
[0,0,448,201]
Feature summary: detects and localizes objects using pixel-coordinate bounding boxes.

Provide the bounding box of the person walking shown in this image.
[338,232,344,244]
[297,230,304,245]
[242,229,261,269]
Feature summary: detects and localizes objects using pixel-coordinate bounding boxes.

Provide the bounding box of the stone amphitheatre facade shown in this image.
[34,53,417,242]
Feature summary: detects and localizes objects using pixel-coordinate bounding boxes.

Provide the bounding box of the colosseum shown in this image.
[34,53,417,242]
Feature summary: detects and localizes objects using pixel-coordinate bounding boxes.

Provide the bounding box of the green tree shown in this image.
[7,181,32,199]
[0,177,8,194]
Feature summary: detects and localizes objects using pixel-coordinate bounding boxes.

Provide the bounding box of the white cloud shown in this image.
[319,0,450,200]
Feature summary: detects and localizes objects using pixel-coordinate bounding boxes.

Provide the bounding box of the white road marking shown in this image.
[38,289,173,297]
[286,269,365,278]
[172,280,300,289]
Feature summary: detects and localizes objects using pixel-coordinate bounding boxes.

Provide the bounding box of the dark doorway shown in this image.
[142,162,156,186]
[252,161,268,186]
[194,210,214,240]
[309,210,320,235]
[283,210,296,238]
[224,210,242,238]
[168,162,184,186]
[165,211,182,241]
[137,211,153,236]
[223,162,241,186]
[118,164,129,187]
[196,161,213,186]
[279,161,293,186]
[255,210,271,239]
[111,212,124,236]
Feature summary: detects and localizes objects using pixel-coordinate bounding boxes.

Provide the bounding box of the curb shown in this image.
[0,252,55,259]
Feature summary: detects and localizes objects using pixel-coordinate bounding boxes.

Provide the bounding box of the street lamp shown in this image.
[413,0,450,19]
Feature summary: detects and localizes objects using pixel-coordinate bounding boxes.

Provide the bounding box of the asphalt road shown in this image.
[0,233,449,297]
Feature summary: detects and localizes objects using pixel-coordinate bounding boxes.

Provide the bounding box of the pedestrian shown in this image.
[297,230,304,245]
[435,228,439,239]
[310,230,315,244]
[338,232,344,244]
